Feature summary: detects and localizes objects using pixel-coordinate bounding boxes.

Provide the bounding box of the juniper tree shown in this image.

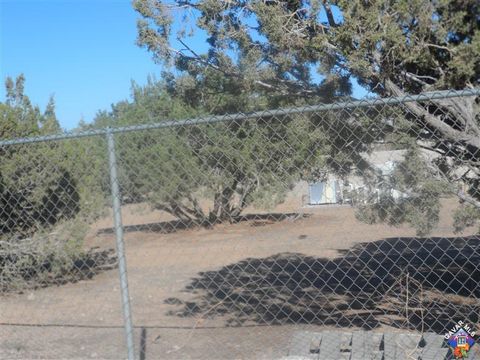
[134,0,479,234]
[0,76,106,238]
[92,79,355,223]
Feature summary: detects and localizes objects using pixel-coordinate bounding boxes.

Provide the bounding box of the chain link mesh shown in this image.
[0,136,130,359]
[1,89,479,359]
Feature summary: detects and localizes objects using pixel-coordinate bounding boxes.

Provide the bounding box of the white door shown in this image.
[309,182,324,204]
[309,181,338,204]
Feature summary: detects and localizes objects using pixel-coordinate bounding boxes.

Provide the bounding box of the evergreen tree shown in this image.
[134,0,480,234]
[0,76,79,237]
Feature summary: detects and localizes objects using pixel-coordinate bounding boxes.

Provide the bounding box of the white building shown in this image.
[305,149,434,206]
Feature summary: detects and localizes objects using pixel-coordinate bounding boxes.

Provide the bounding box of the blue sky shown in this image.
[1,0,368,130]
[1,0,162,129]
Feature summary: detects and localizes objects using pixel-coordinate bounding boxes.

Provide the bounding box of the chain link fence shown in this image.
[1,89,479,359]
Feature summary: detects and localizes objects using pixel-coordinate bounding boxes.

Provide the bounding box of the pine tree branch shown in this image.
[456,190,480,209]
[384,79,480,149]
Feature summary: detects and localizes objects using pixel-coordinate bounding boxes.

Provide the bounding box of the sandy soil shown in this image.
[1,198,478,359]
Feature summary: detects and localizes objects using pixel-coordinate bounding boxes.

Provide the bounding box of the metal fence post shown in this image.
[106,128,135,360]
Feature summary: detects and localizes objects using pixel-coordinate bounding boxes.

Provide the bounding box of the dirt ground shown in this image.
[1,198,478,359]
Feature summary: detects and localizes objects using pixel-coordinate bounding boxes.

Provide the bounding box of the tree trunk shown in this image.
[209,180,239,223]
[384,79,480,149]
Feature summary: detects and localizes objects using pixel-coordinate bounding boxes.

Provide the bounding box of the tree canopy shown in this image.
[88,79,346,224]
[134,0,478,98]
[134,0,480,234]
[0,75,107,239]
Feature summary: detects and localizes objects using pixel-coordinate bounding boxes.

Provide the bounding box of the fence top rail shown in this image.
[0,88,479,146]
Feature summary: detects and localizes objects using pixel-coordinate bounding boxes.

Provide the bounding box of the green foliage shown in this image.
[453,204,480,234]
[0,76,108,231]
[134,0,478,97]
[92,79,374,223]
[0,76,110,291]
[355,148,448,236]
[0,143,80,236]
[133,0,480,234]
[0,75,75,237]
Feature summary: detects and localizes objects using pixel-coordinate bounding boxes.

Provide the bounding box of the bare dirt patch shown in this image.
[1,198,479,359]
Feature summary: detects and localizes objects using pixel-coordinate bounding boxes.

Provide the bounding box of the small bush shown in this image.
[0,219,117,293]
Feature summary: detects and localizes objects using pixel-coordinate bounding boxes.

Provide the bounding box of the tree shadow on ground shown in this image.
[97,212,310,235]
[166,236,480,334]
